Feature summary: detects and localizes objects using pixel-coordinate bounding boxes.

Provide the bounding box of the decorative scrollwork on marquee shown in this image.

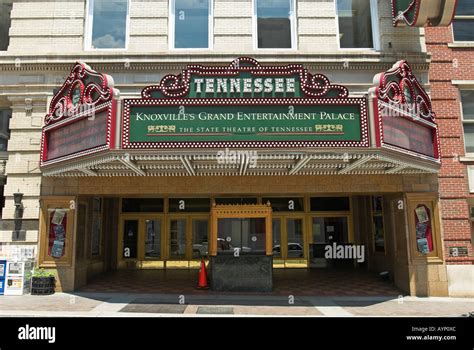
[141,57,349,99]
[391,0,457,27]
[45,62,115,126]
[374,60,435,122]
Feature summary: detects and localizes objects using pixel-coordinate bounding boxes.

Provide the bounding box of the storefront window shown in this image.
[145,220,162,259]
[336,0,375,49]
[263,197,304,212]
[88,0,128,49]
[169,219,187,259]
[48,209,68,259]
[0,1,12,51]
[312,217,349,244]
[172,0,211,49]
[122,198,164,213]
[452,0,474,41]
[310,197,350,212]
[217,218,266,255]
[462,90,474,153]
[169,198,210,212]
[192,219,209,258]
[256,0,294,49]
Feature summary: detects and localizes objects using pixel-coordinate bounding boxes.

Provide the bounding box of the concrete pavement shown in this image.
[0,293,473,317]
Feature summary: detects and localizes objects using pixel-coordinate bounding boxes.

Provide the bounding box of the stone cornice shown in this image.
[0,52,432,73]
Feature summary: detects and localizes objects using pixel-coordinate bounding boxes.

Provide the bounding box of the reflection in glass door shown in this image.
[169,219,186,259]
[286,218,304,258]
[312,217,348,244]
[123,220,138,259]
[192,219,209,259]
[144,219,162,259]
[272,218,282,258]
[216,218,266,255]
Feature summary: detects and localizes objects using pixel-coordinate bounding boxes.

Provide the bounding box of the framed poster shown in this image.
[48,209,68,259]
[414,205,433,254]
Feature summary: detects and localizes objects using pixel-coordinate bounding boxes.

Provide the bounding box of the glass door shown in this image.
[144,219,162,259]
[192,218,209,259]
[122,219,139,259]
[286,218,305,259]
[169,219,187,259]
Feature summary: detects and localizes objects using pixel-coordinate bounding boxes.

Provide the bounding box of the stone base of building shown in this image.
[210,255,273,292]
[447,265,474,297]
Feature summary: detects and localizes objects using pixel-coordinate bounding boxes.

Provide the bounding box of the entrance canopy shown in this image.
[40,58,440,177]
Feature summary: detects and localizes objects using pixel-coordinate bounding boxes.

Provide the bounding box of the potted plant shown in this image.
[29,268,56,295]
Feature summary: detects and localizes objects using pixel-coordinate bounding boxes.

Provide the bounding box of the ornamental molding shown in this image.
[44,61,116,126]
[141,57,349,99]
[391,0,457,27]
[372,60,440,162]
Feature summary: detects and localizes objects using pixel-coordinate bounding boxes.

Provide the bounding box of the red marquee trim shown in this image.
[45,61,115,126]
[391,0,458,27]
[373,60,440,162]
[41,62,117,167]
[141,57,349,100]
[122,97,369,150]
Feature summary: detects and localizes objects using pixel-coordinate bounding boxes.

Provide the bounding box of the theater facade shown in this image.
[0,0,463,296]
[37,57,447,295]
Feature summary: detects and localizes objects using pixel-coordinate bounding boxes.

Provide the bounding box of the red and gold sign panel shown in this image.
[40,62,117,166]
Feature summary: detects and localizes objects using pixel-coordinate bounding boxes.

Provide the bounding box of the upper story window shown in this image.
[255,0,295,49]
[87,0,129,49]
[461,90,474,153]
[0,109,12,152]
[336,0,378,49]
[0,1,12,51]
[171,0,212,49]
[452,0,474,42]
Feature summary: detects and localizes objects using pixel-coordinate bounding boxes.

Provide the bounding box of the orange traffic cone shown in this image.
[197,259,209,290]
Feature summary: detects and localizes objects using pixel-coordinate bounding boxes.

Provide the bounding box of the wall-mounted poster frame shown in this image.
[406,193,444,263]
[39,197,76,267]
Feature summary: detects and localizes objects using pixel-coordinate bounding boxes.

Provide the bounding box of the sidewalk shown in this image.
[0,293,473,317]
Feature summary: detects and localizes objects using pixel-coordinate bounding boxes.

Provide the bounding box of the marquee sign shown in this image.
[40,62,118,166]
[391,0,457,27]
[123,57,369,149]
[373,60,440,162]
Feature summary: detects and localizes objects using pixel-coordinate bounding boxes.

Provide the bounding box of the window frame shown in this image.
[460,89,474,156]
[252,0,297,51]
[84,0,131,51]
[335,0,380,51]
[169,0,214,50]
[451,1,474,43]
[0,108,11,155]
[0,0,12,51]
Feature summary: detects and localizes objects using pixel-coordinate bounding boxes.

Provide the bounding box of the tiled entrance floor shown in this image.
[79,268,401,296]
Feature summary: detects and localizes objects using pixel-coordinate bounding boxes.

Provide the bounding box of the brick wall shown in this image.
[425,25,474,264]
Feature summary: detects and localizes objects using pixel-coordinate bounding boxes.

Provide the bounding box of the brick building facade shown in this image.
[425,1,474,296]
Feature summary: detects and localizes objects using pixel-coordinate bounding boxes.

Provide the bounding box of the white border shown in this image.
[335,0,380,51]
[84,0,131,51]
[169,0,213,50]
[252,0,297,51]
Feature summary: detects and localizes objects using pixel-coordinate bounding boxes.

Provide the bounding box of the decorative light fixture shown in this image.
[13,192,23,208]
